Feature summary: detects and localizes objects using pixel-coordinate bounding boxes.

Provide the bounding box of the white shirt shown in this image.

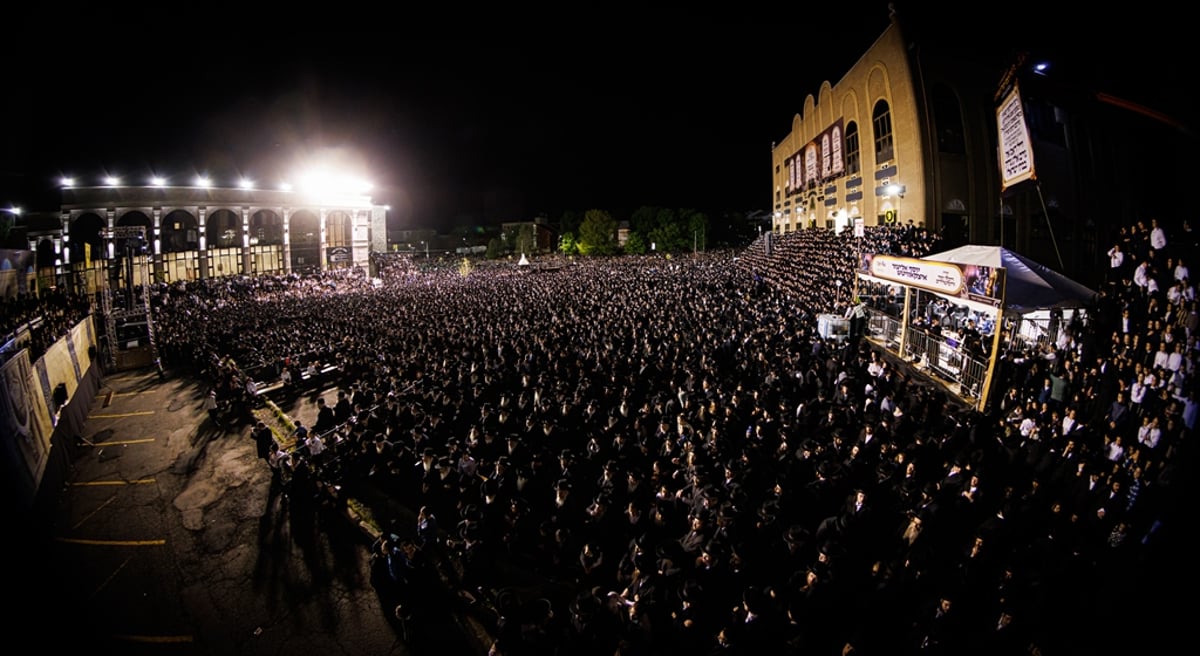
[1154,349,1171,371]
[1151,226,1167,250]
[1109,247,1124,269]
[306,434,325,456]
[1062,415,1078,434]
[1134,263,1150,289]
[1138,424,1161,449]
[1019,416,1038,438]
[1130,381,1147,405]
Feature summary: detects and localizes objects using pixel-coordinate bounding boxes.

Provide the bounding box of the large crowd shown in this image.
[0,288,91,362]
[137,221,1193,655]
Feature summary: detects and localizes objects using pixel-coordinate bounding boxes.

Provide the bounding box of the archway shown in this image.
[162,210,198,253]
[251,210,283,245]
[325,210,354,269]
[116,211,152,256]
[289,209,320,274]
[68,213,105,265]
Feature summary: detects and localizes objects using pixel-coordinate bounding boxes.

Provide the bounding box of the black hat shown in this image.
[785,524,810,545]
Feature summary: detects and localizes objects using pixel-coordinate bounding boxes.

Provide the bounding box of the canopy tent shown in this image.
[922,244,1097,313]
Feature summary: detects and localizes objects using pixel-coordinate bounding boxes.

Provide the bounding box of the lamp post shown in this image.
[887,183,906,225]
[1,207,19,251]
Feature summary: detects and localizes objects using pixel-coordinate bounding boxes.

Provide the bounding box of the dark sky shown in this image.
[2,5,1188,231]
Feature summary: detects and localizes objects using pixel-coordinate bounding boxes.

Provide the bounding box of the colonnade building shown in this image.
[26,183,387,289]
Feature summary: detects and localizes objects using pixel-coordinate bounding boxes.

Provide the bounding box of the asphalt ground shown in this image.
[19,366,486,656]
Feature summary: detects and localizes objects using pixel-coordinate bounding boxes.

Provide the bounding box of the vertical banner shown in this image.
[997,80,1036,191]
[1,349,53,490]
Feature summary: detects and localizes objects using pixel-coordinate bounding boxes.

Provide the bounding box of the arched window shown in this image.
[845,121,861,175]
[872,99,894,163]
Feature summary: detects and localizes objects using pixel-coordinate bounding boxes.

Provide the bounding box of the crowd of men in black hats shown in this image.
[147,219,1192,655]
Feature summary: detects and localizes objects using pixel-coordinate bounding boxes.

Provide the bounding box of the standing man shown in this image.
[252,421,275,462]
[204,389,221,428]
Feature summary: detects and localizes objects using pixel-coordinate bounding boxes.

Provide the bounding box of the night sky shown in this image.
[2,5,1188,231]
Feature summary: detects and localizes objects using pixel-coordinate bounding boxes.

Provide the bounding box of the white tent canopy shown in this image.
[922,244,1097,313]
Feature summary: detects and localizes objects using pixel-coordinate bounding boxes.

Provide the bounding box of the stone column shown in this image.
[241,206,252,275]
[318,207,328,272]
[60,212,71,265]
[282,208,292,274]
[106,208,116,260]
[152,208,164,282]
[197,206,208,281]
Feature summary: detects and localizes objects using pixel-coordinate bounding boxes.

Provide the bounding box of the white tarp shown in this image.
[923,244,1097,313]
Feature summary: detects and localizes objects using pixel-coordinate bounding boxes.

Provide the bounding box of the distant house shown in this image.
[616,220,631,246]
[500,217,555,253]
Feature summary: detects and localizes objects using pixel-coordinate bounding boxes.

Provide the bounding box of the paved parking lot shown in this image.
[22,366,484,656]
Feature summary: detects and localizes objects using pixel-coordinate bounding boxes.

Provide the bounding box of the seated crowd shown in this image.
[149,221,1192,655]
[0,288,92,362]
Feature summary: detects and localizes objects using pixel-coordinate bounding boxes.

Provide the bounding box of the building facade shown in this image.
[771,12,995,247]
[27,185,387,289]
[771,8,1193,290]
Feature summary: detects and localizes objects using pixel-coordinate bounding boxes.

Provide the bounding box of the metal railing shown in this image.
[862,308,990,401]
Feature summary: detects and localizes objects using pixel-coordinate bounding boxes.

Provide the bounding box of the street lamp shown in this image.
[887,183,906,225]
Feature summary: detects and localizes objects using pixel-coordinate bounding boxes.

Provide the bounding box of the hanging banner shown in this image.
[861,253,1005,307]
[997,80,1036,190]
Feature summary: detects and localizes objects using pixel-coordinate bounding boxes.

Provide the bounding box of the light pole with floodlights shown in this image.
[887,183,906,225]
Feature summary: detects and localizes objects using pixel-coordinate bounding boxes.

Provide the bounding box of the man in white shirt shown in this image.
[1107,243,1125,284]
[1061,407,1082,436]
[1166,342,1186,374]
[1153,344,1171,372]
[1133,261,1151,294]
[306,432,326,460]
[1137,416,1161,451]
[1150,218,1168,252]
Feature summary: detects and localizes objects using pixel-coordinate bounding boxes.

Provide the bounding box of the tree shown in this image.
[683,209,709,253]
[648,221,684,253]
[629,206,662,237]
[559,232,579,256]
[558,210,583,239]
[486,237,505,260]
[515,224,536,255]
[623,231,648,255]
[577,209,618,256]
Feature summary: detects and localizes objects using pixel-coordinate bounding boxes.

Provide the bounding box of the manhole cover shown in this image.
[167,399,186,412]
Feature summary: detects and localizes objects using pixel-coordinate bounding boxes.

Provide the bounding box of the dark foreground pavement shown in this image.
[16,365,487,656]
